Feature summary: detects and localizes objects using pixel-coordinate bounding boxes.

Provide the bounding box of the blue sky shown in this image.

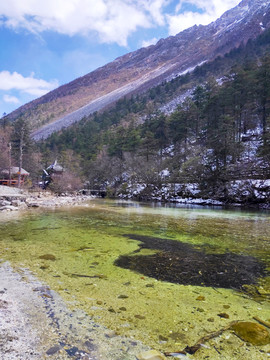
[0,0,240,116]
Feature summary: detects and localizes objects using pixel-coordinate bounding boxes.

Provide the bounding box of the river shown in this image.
[0,199,269,359]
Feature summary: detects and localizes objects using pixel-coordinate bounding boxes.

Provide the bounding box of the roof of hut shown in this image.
[1,167,30,176]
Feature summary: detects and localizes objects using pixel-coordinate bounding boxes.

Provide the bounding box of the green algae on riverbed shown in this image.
[0,199,270,358]
[115,234,268,289]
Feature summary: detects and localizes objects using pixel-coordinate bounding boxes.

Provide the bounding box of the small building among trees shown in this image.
[40,160,64,189]
[0,166,29,186]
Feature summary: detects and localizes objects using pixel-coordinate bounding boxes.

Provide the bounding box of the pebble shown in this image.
[217,312,229,319]
[197,307,204,312]
[84,340,96,351]
[108,307,116,313]
[46,344,61,355]
[0,190,91,212]
[118,294,129,299]
[135,314,146,320]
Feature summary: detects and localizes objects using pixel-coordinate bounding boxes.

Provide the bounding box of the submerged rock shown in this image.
[231,322,270,346]
[218,313,230,319]
[39,254,56,261]
[46,345,61,355]
[135,314,146,320]
[136,349,167,360]
[118,294,129,299]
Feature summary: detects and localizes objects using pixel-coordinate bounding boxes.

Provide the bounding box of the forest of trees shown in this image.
[33,54,269,201]
[1,32,270,202]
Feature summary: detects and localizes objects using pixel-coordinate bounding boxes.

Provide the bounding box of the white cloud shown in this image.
[0,71,59,96]
[0,0,169,47]
[3,94,20,104]
[167,0,240,35]
[0,1,242,46]
[142,37,159,47]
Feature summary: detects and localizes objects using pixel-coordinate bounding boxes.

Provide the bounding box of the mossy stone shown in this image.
[231,322,270,346]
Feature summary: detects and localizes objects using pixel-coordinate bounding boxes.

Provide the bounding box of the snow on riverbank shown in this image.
[117,179,270,208]
[1,176,270,215]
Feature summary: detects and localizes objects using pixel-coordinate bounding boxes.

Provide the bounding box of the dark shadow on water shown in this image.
[115,234,268,290]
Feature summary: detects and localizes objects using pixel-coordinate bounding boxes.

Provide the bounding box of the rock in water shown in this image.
[231,322,270,346]
[136,350,166,360]
[46,345,61,355]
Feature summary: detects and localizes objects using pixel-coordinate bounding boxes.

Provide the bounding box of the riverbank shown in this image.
[1,183,270,213]
[117,179,270,210]
[0,262,150,360]
[0,185,93,213]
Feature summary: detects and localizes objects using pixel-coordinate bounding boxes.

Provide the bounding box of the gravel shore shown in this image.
[0,185,92,213]
[0,263,149,360]
[0,263,59,359]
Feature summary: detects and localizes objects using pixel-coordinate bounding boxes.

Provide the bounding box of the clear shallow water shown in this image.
[0,199,270,358]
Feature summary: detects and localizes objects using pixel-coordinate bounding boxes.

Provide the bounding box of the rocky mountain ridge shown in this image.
[5,0,270,140]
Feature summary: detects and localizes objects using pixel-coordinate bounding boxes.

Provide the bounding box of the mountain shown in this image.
[5,0,270,140]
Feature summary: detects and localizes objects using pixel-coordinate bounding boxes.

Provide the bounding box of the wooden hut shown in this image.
[0,167,29,186]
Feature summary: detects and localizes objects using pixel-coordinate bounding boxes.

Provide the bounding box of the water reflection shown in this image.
[106,198,270,220]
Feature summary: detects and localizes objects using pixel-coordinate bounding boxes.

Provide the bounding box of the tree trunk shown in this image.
[18,127,24,188]
[8,142,11,185]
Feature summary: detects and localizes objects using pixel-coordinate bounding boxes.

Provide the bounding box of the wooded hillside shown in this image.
[38,48,270,204]
[1,30,270,204]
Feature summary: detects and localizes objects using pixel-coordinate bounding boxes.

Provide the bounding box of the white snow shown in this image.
[159,169,170,178]
[260,22,265,30]
[166,61,207,82]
